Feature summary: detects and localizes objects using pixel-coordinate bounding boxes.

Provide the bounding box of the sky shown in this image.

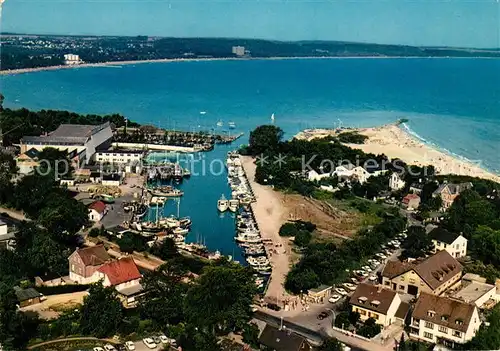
[1,0,500,48]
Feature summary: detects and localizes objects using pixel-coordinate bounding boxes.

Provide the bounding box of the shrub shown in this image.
[37,284,91,295]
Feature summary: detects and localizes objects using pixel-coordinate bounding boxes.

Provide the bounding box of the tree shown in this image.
[150,237,178,260]
[465,304,500,350]
[471,226,500,267]
[294,230,312,247]
[401,226,433,259]
[334,312,350,329]
[319,338,343,351]
[37,147,74,179]
[242,323,260,348]
[279,222,299,237]
[139,262,188,328]
[80,283,123,338]
[357,317,381,338]
[184,264,256,334]
[248,125,284,156]
[13,173,55,218]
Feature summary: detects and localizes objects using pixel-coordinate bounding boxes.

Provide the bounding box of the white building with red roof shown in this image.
[88,200,107,222]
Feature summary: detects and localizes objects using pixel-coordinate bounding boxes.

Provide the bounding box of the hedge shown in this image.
[37,284,91,295]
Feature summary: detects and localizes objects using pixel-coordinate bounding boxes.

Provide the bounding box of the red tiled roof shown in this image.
[402,194,420,204]
[89,200,106,214]
[98,257,141,286]
[74,245,110,266]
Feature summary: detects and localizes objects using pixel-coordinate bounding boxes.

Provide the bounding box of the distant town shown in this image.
[1,34,500,71]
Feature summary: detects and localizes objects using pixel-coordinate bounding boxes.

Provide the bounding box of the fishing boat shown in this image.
[173,227,189,235]
[235,234,262,244]
[173,163,183,181]
[150,196,166,206]
[217,194,229,212]
[228,121,236,129]
[179,217,192,228]
[149,186,184,197]
[135,204,148,218]
[228,199,239,212]
[159,215,181,228]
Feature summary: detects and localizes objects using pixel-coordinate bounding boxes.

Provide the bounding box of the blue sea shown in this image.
[2,58,500,259]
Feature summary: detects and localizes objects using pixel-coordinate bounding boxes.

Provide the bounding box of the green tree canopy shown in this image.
[80,283,123,338]
[247,125,284,156]
[401,226,433,259]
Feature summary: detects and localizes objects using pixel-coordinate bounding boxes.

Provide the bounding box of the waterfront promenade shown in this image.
[240,156,290,302]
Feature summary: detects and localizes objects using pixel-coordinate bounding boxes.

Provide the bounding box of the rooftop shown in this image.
[258,324,308,351]
[382,250,462,291]
[452,281,496,304]
[433,182,473,196]
[413,292,476,333]
[22,122,110,145]
[72,245,111,266]
[14,286,42,302]
[98,257,142,286]
[88,200,107,214]
[116,283,144,297]
[429,227,462,245]
[349,283,398,315]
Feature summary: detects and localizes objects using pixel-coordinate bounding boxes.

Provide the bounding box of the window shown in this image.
[455,320,464,326]
[409,278,416,284]
[424,332,433,340]
[444,244,448,248]
[385,281,390,286]
[359,310,366,316]
[400,276,405,281]
[453,331,461,338]
[438,326,448,334]
[399,285,405,290]
[441,315,449,322]
[71,264,75,271]
[425,322,434,329]
[427,311,435,317]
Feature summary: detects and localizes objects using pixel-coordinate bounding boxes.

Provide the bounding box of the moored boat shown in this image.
[228,199,239,212]
[217,194,229,212]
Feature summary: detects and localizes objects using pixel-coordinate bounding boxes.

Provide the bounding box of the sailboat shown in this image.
[200,111,207,115]
[228,121,236,129]
[216,120,223,127]
[271,113,275,123]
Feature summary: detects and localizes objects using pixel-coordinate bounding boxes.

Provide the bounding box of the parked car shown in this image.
[335,287,348,296]
[361,265,372,272]
[355,270,368,278]
[104,345,116,351]
[267,303,281,311]
[317,311,329,320]
[142,338,157,349]
[152,336,161,345]
[93,348,105,351]
[350,277,359,284]
[369,275,378,282]
[159,335,169,344]
[329,294,342,304]
[125,341,135,351]
[370,260,380,267]
[343,283,356,291]
[376,253,387,259]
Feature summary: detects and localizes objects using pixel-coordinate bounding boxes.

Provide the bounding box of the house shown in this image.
[409,182,425,195]
[333,163,356,180]
[428,228,467,258]
[0,220,15,251]
[389,172,406,191]
[352,165,387,184]
[381,250,462,297]
[14,286,42,308]
[68,245,111,284]
[451,280,497,308]
[349,283,402,327]
[433,182,473,211]
[258,324,312,351]
[94,257,143,308]
[307,285,332,302]
[88,201,107,222]
[15,148,40,175]
[409,292,481,347]
[307,170,331,182]
[402,194,421,210]
[101,173,122,187]
[0,219,8,236]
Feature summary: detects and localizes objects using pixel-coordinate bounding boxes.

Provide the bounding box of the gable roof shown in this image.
[72,245,111,266]
[382,251,462,291]
[258,324,307,351]
[428,227,462,245]
[97,257,141,286]
[349,283,398,315]
[88,200,106,214]
[14,286,42,302]
[433,182,473,196]
[413,292,477,333]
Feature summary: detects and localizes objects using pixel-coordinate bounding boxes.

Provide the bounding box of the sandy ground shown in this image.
[240,156,290,301]
[297,124,500,183]
[21,291,88,320]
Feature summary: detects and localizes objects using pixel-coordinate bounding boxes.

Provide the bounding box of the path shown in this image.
[240,156,290,302]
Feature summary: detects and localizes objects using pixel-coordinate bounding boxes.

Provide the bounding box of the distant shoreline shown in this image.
[2,55,499,76]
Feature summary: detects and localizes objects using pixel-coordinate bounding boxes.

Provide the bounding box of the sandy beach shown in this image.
[240,156,291,301]
[296,124,500,183]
